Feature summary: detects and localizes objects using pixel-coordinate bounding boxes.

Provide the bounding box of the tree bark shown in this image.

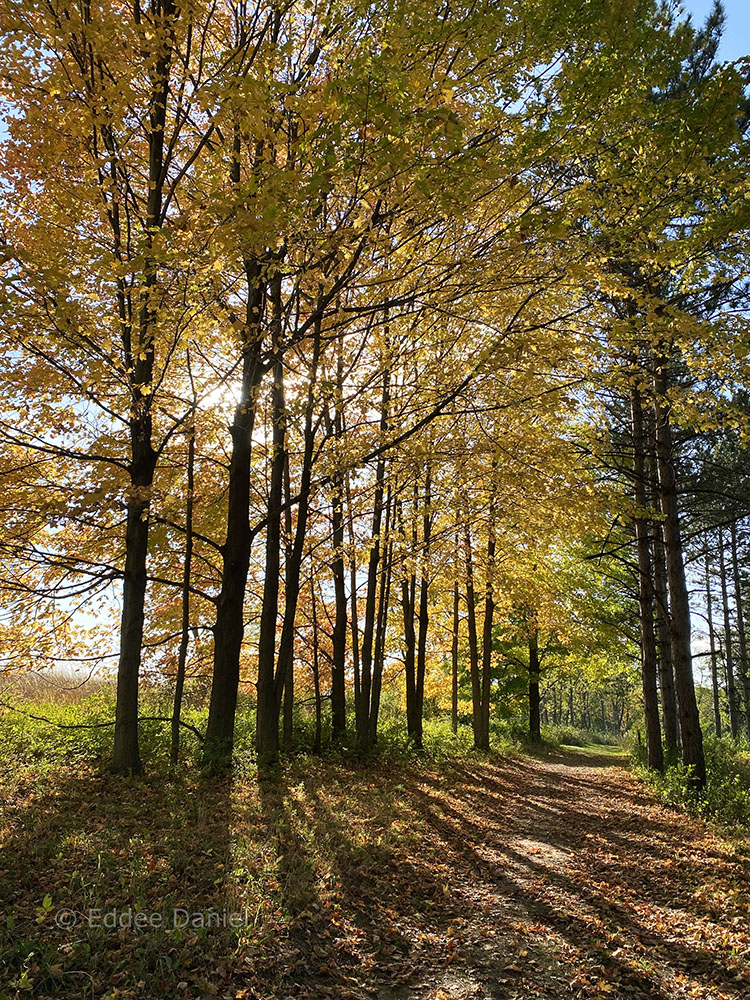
[311,582,322,755]
[171,393,195,768]
[478,492,496,752]
[653,518,679,756]
[330,336,347,739]
[415,466,432,749]
[730,521,750,738]
[719,528,740,739]
[369,494,393,746]
[112,3,176,773]
[647,404,678,754]
[451,575,459,735]
[255,274,286,766]
[357,361,390,751]
[631,382,663,772]
[463,521,482,749]
[528,630,541,743]
[277,314,322,749]
[653,364,705,789]
[705,546,722,738]
[203,126,266,766]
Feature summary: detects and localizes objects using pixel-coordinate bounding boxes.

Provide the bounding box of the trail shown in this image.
[2,749,749,1000]
[368,750,750,1000]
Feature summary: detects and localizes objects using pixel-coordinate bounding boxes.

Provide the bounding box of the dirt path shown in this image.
[366,751,750,1000]
[2,749,749,999]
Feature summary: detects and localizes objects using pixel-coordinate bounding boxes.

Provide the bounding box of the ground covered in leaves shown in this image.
[1,747,749,999]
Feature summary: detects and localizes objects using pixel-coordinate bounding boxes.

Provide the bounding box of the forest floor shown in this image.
[1,746,749,1000]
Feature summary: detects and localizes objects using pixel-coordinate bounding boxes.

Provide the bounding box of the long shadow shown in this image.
[0,763,234,997]
[397,760,750,998]
[8,751,745,999]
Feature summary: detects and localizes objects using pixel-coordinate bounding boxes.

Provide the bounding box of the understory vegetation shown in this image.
[636,736,750,829]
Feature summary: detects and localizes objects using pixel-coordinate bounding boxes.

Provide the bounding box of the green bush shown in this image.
[636,735,750,828]
[541,723,621,748]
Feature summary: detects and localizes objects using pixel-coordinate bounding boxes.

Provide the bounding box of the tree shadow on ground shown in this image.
[0,762,234,998]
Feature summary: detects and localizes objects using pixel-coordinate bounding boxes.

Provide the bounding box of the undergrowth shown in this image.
[0,686,615,776]
[634,735,750,829]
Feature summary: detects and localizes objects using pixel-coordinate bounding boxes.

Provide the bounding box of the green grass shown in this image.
[0,700,532,1000]
[558,741,629,758]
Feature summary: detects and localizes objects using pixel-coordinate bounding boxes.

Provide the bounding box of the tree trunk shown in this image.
[203,261,265,768]
[451,576,459,735]
[113,434,156,774]
[653,364,705,789]
[705,546,722,738]
[648,404,678,755]
[631,382,663,772]
[330,337,347,739]
[478,495,496,752]
[276,314,322,750]
[282,453,294,749]
[357,362,390,751]
[401,563,418,741]
[369,498,393,746]
[415,468,431,748]
[464,521,482,749]
[255,275,286,767]
[346,470,361,713]
[730,521,750,738]
[528,630,541,743]
[112,9,176,773]
[653,518,679,756]
[719,529,740,739]
[311,583,322,755]
[171,395,195,768]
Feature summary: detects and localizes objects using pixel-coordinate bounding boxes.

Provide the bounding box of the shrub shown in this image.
[636,735,750,829]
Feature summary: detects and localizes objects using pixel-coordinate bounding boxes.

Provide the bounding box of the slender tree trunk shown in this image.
[528,630,541,743]
[277,314,322,750]
[311,582,322,755]
[415,466,432,750]
[653,363,705,788]
[203,263,265,767]
[113,438,156,774]
[400,495,418,742]
[401,565,418,740]
[357,363,390,751]
[719,529,740,739]
[631,382,663,771]
[464,521,482,749]
[478,493,496,752]
[369,498,393,746]
[171,396,195,768]
[255,275,286,766]
[344,470,361,713]
[451,576,459,735]
[282,453,294,749]
[730,521,750,738]
[653,519,679,756]
[705,546,722,738]
[648,405,678,754]
[330,338,347,739]
[113,9,176,772]
[330,485,348,738]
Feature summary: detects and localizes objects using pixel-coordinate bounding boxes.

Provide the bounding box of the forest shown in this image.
[1,0,750,998]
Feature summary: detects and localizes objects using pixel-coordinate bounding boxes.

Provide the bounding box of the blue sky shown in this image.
[682,0,750,62]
